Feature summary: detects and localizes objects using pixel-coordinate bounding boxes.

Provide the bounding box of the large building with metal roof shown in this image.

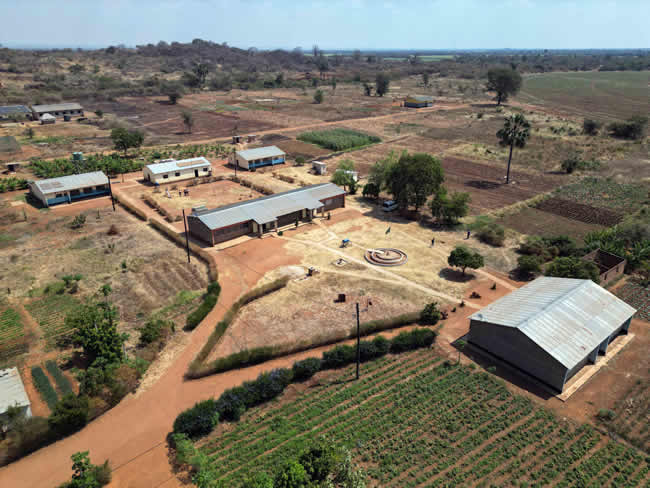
[0,368,32,421]
[31,102,84,120]
[404,95,434,108]
[187,183,345,245]
[0,105,31,120]
[468,277,636,392]
[143,157,212,184]
[234,145,286,170]
[29,171,110,207]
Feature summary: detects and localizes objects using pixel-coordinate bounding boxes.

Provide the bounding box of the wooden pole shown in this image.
[108,178,116,212]
[182,209,191,264]
[356,302,361,380]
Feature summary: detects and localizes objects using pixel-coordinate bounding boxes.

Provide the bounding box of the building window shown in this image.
[202,167,208,172]
[325,199,332,205]
[175,172,180,177]
[82,187,93,194]
[163,174,169,179]
[55,193,64,198]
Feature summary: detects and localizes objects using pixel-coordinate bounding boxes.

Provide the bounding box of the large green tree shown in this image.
[545,257,600,283]
[496,114,531,184]
[448,246,484,275]
[110,128,144,156]
[429,187,471,224]
[375,72,390,97]
[368,150,398,191]
[486,68,522,105]
[385,152,444,211]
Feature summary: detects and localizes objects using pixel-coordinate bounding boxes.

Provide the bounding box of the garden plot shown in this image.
[551,178,649,213]
[196,350,649,487]
[615,279,650,322]
[534,196,623,226]
[0,302,27,363]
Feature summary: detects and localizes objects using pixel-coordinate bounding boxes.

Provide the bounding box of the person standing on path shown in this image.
[466,230,471,239]
[431,237,435,247]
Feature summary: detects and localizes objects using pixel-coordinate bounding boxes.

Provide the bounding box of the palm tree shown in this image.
[496,114,531,184]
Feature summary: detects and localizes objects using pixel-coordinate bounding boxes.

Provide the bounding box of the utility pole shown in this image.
[107,178,116,212]
[356,302,360,380]
[182,209,191,264]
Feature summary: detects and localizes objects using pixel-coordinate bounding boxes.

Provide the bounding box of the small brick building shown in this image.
[582,249,626,285]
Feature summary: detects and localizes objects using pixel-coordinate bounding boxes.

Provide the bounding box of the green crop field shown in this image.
[25,294,80,347]
[195,350,648,487]
[0,303,27,363]
[297,128,380,151]
[520,70,650,120]
[554,177,648,213]
[605,378,650,452]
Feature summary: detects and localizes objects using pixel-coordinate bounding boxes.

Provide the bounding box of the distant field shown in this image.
[519,70,649,120]
[384,55,454,62]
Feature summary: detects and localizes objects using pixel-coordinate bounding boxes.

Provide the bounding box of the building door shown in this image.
[195,169,199,177]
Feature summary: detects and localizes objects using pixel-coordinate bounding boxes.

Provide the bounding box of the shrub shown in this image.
[470,216,505,246]
[185,281,221,330]
[48,394,90,437]
[45,360,73,395]
[545,256,600,283]
[31,366,59,409]
[292,357,322,382]
[106,224,119,236]
[390,328,437,353]
[241,368,294,408]
[561,155,579,174]
[517,255,542,278]
[242,472,274,488]
[274,459,310,488]
[359,336,390,362]
[582,118,601,135]
[607,116,647,140]
[215,386,247,422]
[313,89,324,104]
[420,302,442,325]
[597,408,616,421]
[70,214,86,229]
[322,344,356,369]
[139,318,173,345]
[172,399,219,438]
[295,156,306,166]
[299,442,337,482]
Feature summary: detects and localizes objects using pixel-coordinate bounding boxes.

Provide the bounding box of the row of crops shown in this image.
[24,294,80,348]
[614,280,650,322]
[297,128,381,151]
[29,143,230,179]
[608,379,650,452]
[0,303,27,363]
[0,177,28,193]
[30,361,74,411]
[197,350,649,487]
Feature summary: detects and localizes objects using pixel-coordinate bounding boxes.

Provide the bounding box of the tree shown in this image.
[163,82,184,104]
[420,302,442,325]
[192,62,210,88]
[331,77,337,91]
[448,246,484,276]
[60,451,111,488]
[496,114,531,184]
[582,118,600,135]
[545,256,600,282]
[69,64,85,75]
[274,459,310,488]
[25,127,34,139]
[385,152,444,211]
[313,89,324,104]
[181,111,194,133]
[110,128,144,156]
[486,68,522,105]
[275,72,284,87]
[363,83,373,96]
[429,187,470,224]
[561,155,580,174]
[48,395,90,437]
[375,72,390,97]
[607,116,648,140]
[94,109,104,119]
[242,472,274,488]
[422,72,430,87]
[362,182,380,199]
[517,255,542,279]
[67,302,126,365]
[368,150,398,191]
[332,160,356,192]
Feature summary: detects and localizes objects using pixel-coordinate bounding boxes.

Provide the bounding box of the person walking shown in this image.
[431,237,435,247]
[466,230,471,239]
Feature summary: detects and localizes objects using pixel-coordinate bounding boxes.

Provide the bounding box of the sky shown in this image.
[0,0,648,50]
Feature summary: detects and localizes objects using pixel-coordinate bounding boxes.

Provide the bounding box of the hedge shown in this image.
[174,328,436,437]
[185,282,221,330]
[31,366,59,409]
[45,360,73,395]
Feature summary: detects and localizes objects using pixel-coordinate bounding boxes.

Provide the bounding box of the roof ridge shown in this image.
[518,278,585,331]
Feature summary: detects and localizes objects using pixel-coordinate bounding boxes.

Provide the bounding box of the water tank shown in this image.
[72,152,83,161]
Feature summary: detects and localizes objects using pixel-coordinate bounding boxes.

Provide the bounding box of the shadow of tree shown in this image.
[439,267,475,283]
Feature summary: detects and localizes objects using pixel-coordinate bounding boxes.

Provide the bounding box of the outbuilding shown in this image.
[0,105,31,120]
[468,277,636,392]
[188,183,345,245]
[404,95,434,108]
[39,113,55,125]
[31,103,84,120]
[143,157,212,184]
[234,146,286,170]
[582,249,626,286]
[29,171,110,207]
[0,368,32,423]
[312,161,327,175]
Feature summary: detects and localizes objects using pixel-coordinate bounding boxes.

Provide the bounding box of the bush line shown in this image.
[31,366,59,409]
[173,327,436,440]
[44,360,73,395]
[187,310,422,379]
[185,282,222,330]
[187,277,290,375]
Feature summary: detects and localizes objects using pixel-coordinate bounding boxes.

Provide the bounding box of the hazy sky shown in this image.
[1,0,648,50]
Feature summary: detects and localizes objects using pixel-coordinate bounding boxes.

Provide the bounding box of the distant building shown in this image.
[31,102,84,120]
[29,171,110,207]
[234,146,286,171]
[312,161,327,175]
[143,157,212,184]
[188,183,345,245]
[0,105,31,120]
[404,95,434,108]
[0,368,32,423]
[582,249,626,285]
[468,277,636,392]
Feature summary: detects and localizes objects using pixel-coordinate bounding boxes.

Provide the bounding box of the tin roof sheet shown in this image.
[406,95,434,102]
[0,105,31,115]
[31,102,83,113]
[145,157,211,175]
[192,183,344,229]
[32,171,108,194]
[470,277,636,369]
[236,145,285,161]
[0,367,31,413]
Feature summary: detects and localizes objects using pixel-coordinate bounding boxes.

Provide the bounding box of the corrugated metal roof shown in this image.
[236,145,285,161]
[406,95,434,102]
[470,277,636,369]
[0,105,30,115]
[32,171,108,194]
[31,103,83,113]
[192,183,344,229]
[0,367,31,413]
[145,157,211,175]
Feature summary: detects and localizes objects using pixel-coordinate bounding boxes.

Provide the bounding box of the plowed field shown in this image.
[535,196,624,226]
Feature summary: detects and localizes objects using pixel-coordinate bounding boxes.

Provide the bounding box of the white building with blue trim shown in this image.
[29,171,110,207]
[234,146,286,170]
